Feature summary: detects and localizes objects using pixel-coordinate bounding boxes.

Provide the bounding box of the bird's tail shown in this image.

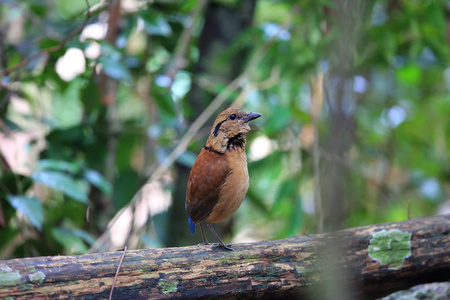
[188,215,195,234]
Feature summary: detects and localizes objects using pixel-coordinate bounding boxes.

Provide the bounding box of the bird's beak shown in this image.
[243,112,261,123]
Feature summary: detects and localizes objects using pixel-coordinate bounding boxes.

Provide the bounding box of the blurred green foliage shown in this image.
[0,0,449,259]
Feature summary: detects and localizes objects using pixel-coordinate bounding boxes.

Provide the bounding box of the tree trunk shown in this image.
[1,215,449,299]
[319,0,370,232]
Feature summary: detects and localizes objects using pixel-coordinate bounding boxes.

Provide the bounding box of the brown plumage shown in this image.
[185,108,261,250]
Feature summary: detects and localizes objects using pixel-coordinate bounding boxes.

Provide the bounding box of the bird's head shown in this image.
[206,108,261,153]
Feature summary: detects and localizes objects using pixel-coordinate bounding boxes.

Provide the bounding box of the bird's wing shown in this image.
[186,149,230,223]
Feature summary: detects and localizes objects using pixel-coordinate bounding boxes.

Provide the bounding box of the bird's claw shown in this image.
[214,243,234,251]
[198,242,234,251]
[218,244,234,251]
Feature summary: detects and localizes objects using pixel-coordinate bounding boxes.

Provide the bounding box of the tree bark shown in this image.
[0,215,449,299]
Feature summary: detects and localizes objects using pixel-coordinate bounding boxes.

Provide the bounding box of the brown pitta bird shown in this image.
[185,108,261,250]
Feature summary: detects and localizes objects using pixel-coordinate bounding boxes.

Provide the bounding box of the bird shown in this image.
[185,107,261,251]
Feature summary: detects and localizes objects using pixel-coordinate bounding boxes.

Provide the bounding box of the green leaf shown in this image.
[171,71,192,100]
[6,196,44,231]
[145,47,170,72]
[100,57,132,82]
[80,78,101,111]
[286,194,303,237]
[29,3,47,17]
[39,38,60,51]
[36,159,80,173]
[152,87,176,118]
[271,179,295,213]
[70,228,97,246]
[32,171,89,204]
[396,64,421,85]
[52,227,88,254]
[51,79,84,129]
[0,173,33,198]
[113,169,139,210]
[84,169,112,195]
[54,0,91,19]
[0,228,20,254]
[140,12,172,37]
[264,107,292,135]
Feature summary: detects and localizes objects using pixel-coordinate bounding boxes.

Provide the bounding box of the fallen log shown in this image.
[0,215,449,299]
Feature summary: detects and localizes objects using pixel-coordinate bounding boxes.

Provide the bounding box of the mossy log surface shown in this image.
[0,215,449,299]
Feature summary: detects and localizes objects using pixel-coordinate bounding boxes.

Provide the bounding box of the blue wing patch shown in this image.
[188,215,195,234]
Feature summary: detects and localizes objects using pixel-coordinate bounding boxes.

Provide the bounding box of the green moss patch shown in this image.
[0,266,22,287]
[158,279,178,294]
[29,271,46,285]
[368,229,412,270]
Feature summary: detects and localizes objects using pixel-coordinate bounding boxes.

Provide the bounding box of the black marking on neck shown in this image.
[227,134,246,151]
[213,121,225,137]
[204,146,225,156]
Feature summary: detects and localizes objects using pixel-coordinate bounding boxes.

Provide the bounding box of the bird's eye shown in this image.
[228,114,237,120]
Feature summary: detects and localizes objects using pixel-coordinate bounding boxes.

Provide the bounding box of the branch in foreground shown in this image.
[0,215,449,299]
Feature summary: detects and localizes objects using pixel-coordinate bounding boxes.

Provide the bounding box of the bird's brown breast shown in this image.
[206,148,248,223]
[185,148,230,223]
[185,147,248,224]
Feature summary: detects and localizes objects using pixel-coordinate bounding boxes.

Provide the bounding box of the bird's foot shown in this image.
[198,242,233,251]
[213,243,234,251]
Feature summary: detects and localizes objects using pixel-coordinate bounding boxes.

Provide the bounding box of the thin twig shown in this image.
[101,0,121,186]
[407,200,411,220]
[109,246,127,300]
[323,82,334,114]
[311,73,324,233]
[0,0,92,77]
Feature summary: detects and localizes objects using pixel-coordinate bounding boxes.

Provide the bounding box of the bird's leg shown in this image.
[206,223,233,251]
[199,222,210,245]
